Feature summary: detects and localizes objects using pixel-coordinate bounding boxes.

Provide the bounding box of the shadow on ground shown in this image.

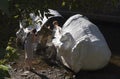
[75,55,120,79]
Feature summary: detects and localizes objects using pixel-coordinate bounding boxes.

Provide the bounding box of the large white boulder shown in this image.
[54,14,111,73]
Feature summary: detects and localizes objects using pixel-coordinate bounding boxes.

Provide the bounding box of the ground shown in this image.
[8,49,120,79]
[8,50,72,79]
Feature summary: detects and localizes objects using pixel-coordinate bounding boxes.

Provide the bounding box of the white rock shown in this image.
[53,14,111,73]
[21,71,30,77]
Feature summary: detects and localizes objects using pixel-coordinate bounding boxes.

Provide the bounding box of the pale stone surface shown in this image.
[53,14,111,73]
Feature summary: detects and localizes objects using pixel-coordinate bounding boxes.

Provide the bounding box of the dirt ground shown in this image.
[8,49,120,79]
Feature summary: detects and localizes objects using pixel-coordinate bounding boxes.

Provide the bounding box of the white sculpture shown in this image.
[52,14,111,73]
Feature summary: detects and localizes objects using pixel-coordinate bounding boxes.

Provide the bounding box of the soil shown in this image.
[8,49,120,79]
[8,50,73,79]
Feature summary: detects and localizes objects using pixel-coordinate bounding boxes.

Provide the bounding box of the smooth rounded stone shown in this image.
[72,75,76,79]
[54,14,111,73]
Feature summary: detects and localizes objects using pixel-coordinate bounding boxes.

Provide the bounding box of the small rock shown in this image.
[73,75,76,79]
[48,71,52,74]
[19,69,24,72]
[24,71,30,74]
[21,71,30,77]
[13,68,17,72]
[55,75,57,78]
[65,76,71,79]
[52,66,55,69]
[32,67,35,70]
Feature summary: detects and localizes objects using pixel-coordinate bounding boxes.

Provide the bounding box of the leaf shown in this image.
[14,15,19,19]
[62,1,66,6]
[15,4,19,8]
[0,65,9,71]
